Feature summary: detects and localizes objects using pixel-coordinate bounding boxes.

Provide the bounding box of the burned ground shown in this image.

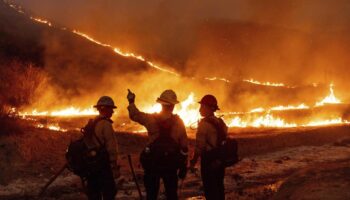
[1,124,350,199]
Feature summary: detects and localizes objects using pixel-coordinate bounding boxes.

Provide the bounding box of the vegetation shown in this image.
[0,60,47,134]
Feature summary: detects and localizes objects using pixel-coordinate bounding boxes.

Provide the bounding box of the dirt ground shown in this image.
[1,125,350,200]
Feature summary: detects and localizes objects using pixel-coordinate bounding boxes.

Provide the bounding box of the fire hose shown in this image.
[127,154,143,200]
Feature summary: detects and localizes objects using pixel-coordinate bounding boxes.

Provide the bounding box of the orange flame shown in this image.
[20,107,98,117]
[315,84,341,106]
[244,78,295,88]
[30,17,52,26]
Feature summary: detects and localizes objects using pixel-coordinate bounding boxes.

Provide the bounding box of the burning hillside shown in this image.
[1,0,349,133]
[2,1,350,200]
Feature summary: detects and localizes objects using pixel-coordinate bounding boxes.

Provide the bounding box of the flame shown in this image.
[315,84,341,106]
[228,114,297,128]
[30,17,52,26]
[144,93,201,126]
[72,30,178,76]
[270,104,309,111]
[36,123,67,132]
[204,77,231,83]
[244,78,295,88]
[19,84,349,130]
[20,107,98,117]
[306,118,345,127]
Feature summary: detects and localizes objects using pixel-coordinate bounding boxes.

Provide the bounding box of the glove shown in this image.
[127,89,135,104]
[178,165,187,179]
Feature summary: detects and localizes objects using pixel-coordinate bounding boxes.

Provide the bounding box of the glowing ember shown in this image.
[315,84,341,106]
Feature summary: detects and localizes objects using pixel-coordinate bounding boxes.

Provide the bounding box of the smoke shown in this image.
[9,0,350,112]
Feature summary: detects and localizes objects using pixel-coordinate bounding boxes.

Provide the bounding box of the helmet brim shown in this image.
[156,98,179,105]
[198,101,220,110]
[94,105,117,109]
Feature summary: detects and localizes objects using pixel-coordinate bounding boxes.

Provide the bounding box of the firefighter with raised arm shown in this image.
[190,94,228,200]
[83,96,119,200]
[127,89,188,200]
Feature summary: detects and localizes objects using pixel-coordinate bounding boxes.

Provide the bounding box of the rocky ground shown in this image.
[1,125,350,200]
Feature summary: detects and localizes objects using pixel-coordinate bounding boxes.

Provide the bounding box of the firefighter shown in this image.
[189,94,227,200]
[84,96,119,200]
[127,89,188,200]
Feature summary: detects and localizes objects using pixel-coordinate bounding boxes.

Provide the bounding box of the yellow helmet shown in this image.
[156,90,179,105]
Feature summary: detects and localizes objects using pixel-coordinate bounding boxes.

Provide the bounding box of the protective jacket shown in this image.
[84,116,118,164]
[127,103,188,150]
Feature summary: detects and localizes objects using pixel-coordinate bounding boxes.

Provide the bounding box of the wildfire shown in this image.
[6,1,350,131]
[315,83,341,106]
[18,83,349,130]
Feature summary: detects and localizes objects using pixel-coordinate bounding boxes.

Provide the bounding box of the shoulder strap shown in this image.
[83,117,110,147]
[203,117,227,147]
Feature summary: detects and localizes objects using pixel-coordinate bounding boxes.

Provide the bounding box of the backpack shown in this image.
[65,118,110,178]
[140,115,182,171]
[203,117,239,167]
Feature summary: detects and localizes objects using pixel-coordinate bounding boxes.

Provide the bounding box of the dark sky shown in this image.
[14,0,350,31]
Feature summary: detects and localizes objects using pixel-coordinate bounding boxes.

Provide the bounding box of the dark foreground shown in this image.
[1,125,350,199]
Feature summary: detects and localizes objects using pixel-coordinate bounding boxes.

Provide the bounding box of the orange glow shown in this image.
[144,93,201,127]
[227,114,297,128]
[7,2,350,131]
[19,85,348,130]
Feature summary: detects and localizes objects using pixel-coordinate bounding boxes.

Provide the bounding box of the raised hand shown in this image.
[127,89,136,104]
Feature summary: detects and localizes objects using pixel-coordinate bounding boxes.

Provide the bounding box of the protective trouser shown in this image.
[201,158,225,200]
[144,169,178,200]
[86,164,116,200]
